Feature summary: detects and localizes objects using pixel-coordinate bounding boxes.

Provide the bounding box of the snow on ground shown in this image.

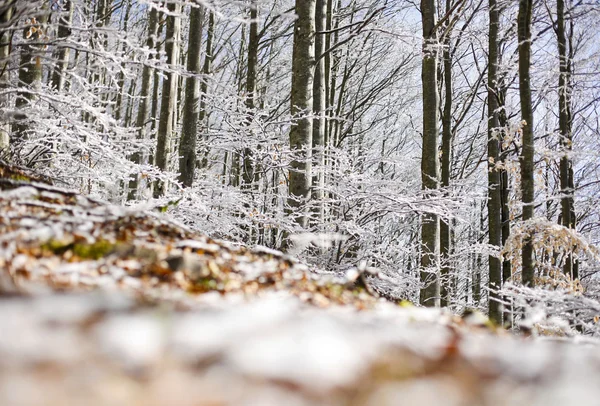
[1,180,600,406]
[1,292,600,406]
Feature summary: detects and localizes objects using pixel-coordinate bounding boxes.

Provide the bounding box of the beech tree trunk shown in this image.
[557,0,575,280]
[488,0,503,324]
[420,0,440,307]
[51,0,73,92]
[128,5,159,200]
[13,6,49,147]
[230,23,246,188]
[439,0,452,308]
[242,2,258,188]
[518,0,535,287]
[497,75,512,324]
[0,3,14,150]
[91,0,109,102]
[154,1,181,198]
[178,3,204,187]
[199,11,214,170]
[148,6,165,168]
[288,0,316,229]
[312,0,326,224]
[114,0,132,122]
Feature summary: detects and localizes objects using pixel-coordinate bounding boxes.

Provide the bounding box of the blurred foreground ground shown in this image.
[1,177,600,406]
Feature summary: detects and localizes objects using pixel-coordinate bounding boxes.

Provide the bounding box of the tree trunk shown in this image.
[497,76,512,323]
[114,0,132,122]
[324,0,333,144]
[154,1,181,198]
[0,3,14,150]
[178,3,205,188]
[326,0,339,145]
[123,75,137,128]
[312,0,326,225]
[500,143,511,287]
[231,23,246,188]
[150,8,165,139]
[518,0,535,287]
[557,0,575,279]
[473,253,481,305]
[51,0,73,92]
[128,5,159,200]
[487,0,503,324]
[325,0,340,202]
[242,2,258,188]
[419,0,440,307]
[439,0,452,308]
[199,11,214,170]
[92,0,109,105]
[288,0,316,229]
[13,6,49,147]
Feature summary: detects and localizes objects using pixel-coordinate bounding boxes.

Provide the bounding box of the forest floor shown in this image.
[1,165,600,406]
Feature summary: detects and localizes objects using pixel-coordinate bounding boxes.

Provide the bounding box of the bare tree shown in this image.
[198,10,213,170]
[440,0,453,308]
[420,0,440,307]
[0,1,14,150]
[288,0,316,229]
[179,2,205,187]
[13,3,49,148]
[557,0,575,279]
[242,1,258,188]
[129,4,159,200]
[488,0,503,323]
[312,0,326,224]
[50,0,73,92]
[155,1,182,197]
[518,0,534,287]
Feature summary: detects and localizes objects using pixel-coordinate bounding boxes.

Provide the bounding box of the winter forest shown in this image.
[2,0,600,330]
[5,0,600,403]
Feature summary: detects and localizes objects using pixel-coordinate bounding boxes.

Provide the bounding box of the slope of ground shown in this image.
[1,168,600,406]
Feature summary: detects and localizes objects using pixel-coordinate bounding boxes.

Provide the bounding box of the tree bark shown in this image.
[288,0,315,229]
[230,23,246,188]
[149,6,165,168]
[178,3,205,188]
[50,0,73,92]
[13,5,49,147]
[497,75,512,326]
[154,1,181,198]
[420,0,440,307]
[325,0,339,202]
[500,123,511,288]
[242,2,258,188]
[488,0,503,324]
[324,0,333,144]
[439,0,452,309]
[557,0,575,279]
[128,5,159,200]
[518,0,535,287]
[199,11,214,170]
[114,0,132,122]
[91,0,109,103]
[312,0,326,225]
[0,3,14,150]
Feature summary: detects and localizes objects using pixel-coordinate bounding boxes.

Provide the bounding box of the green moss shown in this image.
[72,240,115,260]
[190,277,221,293]
[42,239,74,255]
[42,239,116,260]
[326,283,344,298]
[10,174,32,182]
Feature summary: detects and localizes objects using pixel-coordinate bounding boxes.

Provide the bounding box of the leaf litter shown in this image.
[1,179,600,406]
